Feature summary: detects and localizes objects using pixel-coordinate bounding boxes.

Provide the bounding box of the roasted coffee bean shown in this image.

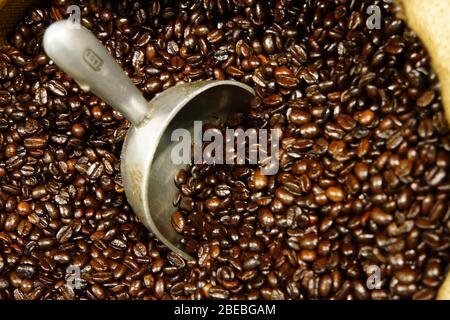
[262,33,276,54]
[326,186,345,202]
[425,167,446,186]
[417,90,435,108]
[91,284,106,300]
[15,264,37,279]
[56,225,73,244]
[275,188,294,205]
[208,287,230,299]
[31,186,48,199]
[24,136,48,149]
[167,252,185,269]
[412,288,435,300]
[370,208,393,226]
[16,201,31,217]
[207,30,224,44]
[171,211,185,233]
[249,170,268,191]
[71,124,86,138]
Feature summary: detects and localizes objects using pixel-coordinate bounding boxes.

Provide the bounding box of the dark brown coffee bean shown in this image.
[154,278,165,298]
[370,208,393,226]
[395,268,418,284]
[355,110,376,126]
[16,201,31,217]
[275,188,294,205]
[15,264,37,279]
[56,225,73,244]
[31,186,48,199]
[326,186,344,202]
[207,30,224,44]
[262,33,276,54]
[412,288,435,300]
[145,78,163,94]
[91,284,106,300]
[171,211,185,233]
[24,136,48,149]
[208,287,230,299]
[334,116,353,133]
[71,124,86,138]
[425,167,446,186]
[167,252,185,269]
[416,90,435,108]
[4,213,20,232]
[299,123,320,138]
[46,80,67,96]
[258,208,274,228]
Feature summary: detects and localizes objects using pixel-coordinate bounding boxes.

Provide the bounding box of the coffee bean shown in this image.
[45,80,67,96]
[213,50,229,62]
[394,268,418,284]
[425,167,446,186]
[171,211,185,233]
[174,169,188,186]
[24,136,48,149]
[262,33,276,54]
[336,114,356,131]
[417,90,435,108]
[319,274,332,298]
[326,186,345,202]
[208,287,230,299]
[299,123,320,138]
[207,30,224,44]
[0,90,12,105]
[56,225,73,244]
[37,237,56,251]
[243,256,260,270]
[355,110,376,126]
[4,143,17,158]
[258,208,274,228]
[248,170,267,191]
[71,124,86,138]
[31,186,48,199]
[15,264,37,279]
[154,278,165,298]
[412,288,435,300]
[16,201,31,217]
[4,213,20,232]
[91,284,106,300]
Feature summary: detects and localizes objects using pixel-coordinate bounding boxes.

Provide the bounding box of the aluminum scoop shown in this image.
[43,20,254,259]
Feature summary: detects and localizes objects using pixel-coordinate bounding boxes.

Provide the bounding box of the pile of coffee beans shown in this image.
[0,0,448,300]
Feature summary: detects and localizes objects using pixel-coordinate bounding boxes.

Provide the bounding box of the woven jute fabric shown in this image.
[398,0,450,127]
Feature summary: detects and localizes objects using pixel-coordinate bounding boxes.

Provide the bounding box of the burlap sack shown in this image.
[399,0,450,300]
[0,0,449,300]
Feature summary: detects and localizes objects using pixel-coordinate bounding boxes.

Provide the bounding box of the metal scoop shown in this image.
[43,20,254,260]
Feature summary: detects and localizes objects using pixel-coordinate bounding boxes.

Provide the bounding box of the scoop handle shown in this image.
[43,20,149,126]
